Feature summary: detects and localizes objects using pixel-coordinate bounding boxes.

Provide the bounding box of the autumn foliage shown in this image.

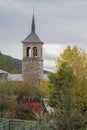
[0,81,42,120]
[47,46,87,129]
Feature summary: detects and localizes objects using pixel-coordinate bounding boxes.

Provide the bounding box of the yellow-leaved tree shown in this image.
[57,46,87,112]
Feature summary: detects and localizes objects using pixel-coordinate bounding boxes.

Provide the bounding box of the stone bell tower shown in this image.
[22,14,44,86]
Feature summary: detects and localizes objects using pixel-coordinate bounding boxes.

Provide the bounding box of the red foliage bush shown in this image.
[29,103,41,115]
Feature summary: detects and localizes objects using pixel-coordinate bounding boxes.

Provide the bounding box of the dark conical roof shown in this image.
[22,14,43,43]
[31,14,35,33]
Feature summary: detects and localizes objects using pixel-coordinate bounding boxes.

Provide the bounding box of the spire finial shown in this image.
[33,5,34,15]
[31,6,35,33]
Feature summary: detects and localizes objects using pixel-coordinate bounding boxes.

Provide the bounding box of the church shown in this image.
[22,14,44,85]
[0,14,48,83]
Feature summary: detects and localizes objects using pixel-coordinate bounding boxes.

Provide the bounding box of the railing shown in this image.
[25,121,39,130]
[0,120,40,130]
[0,120,10,130]
[10,119,24,130]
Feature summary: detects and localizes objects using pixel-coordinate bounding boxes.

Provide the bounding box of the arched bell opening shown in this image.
[26,47,31,57]
[33,47,37,57]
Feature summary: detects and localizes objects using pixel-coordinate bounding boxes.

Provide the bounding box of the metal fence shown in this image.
[0,120,39,130]
[0,121,9,130]
[10,119,24,130]
[25,122,39,130]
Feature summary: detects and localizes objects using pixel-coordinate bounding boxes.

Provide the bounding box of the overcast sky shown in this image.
[0,0,87,71]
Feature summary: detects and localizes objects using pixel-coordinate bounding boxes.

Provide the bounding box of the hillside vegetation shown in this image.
[0,52,22,73]
[0,51,49,74]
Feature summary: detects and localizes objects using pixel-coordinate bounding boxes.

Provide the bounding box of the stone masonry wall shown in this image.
[22,57,43,86]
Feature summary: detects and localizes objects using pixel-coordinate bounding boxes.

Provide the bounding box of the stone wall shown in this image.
[0,73,8,81]
[22,57,43,86]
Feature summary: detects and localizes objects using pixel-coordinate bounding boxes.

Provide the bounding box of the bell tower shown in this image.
[22,14,44,86]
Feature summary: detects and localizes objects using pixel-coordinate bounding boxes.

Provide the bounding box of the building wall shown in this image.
[0,73,8,81]
[23,43,43,59]
[22,42,43,85]
[22,57,43,86]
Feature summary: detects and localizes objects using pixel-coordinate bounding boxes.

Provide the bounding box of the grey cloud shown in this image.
[0,0,87,72]
[44,56,55,61]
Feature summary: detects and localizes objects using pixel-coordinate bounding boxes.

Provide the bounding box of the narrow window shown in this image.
[33,47,37,57]
[26,47,31,57]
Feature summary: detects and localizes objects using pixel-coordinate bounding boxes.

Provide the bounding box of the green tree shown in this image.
[48,62,87,130]
[4,56,14,73]
[0,81,42,120]
[0,52,4,69]
[0,94,16,121]
[11,68,21,74]
[0,51,21,74]
[57,46,87,112]
[0,98,7,122]
[40,80,54,97]
[49,62,74,108]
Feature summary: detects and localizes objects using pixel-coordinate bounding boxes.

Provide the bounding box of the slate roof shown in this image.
[22,32,43,43]
[0,69,48,81]
[8,74,48,81]
[0,69,8,74]
[8,74,22,81]
[22,14,43,44]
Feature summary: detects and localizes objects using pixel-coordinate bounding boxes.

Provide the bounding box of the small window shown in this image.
[26,47,31,57]
[33,47,37,57]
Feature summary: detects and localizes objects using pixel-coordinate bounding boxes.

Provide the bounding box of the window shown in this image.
[33,47,37,57]
[26,47,31,57]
